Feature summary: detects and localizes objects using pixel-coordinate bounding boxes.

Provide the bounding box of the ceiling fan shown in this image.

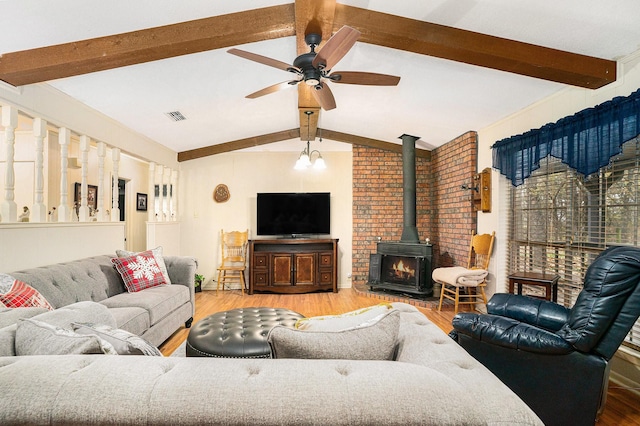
[228,26,400,111]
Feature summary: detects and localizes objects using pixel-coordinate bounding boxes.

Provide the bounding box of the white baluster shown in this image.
[171,169,178,221]
[148,162,156,222]
[163,167,171,221]
[111,148,120,222]
[31,118,47,222]
[157,165,164,222]
[1,106,18,222]
[96,142,106,221]
[57,127,71,222]
[78,135,90,221]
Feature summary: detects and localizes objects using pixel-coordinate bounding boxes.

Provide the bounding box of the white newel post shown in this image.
[32,117,47,222]
[78,135,91,221]
[96,142,106,221]
[148,162,156,222]
[111,148,120,222]
[171,169,178,221]
[157,165,165,222]
[1,106,18,222]
[57,127,71,222]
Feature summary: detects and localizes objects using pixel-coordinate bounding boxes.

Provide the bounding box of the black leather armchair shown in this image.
[450,246,640,426]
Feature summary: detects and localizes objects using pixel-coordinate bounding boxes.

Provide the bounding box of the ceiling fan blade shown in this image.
[246,80,300,99]
[312,26,361,70]
[311,83,337,111]
[228,48,299,73]
[330,71,400,86]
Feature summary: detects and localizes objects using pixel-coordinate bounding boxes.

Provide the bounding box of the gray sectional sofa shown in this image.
[0,254,197,354]
[0,255,543,425]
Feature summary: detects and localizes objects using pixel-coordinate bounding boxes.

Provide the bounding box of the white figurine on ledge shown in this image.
[18,206,30,222]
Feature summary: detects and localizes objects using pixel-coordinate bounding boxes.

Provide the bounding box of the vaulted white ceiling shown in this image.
[1,1,639,155]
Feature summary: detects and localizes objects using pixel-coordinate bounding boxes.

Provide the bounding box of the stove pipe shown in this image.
[399,134,420,243]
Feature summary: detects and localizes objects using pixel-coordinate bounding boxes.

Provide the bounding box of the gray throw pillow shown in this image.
[15,318,117,356]
[268,309,400,360]
[72,322,162,356]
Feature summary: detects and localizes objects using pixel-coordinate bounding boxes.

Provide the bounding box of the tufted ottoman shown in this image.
[186,307,304,358]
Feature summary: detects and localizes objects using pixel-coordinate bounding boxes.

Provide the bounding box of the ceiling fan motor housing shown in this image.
[294,52,322,86]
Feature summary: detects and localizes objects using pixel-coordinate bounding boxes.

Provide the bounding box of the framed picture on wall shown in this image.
[137,193,148,211]
[74,183,98,212]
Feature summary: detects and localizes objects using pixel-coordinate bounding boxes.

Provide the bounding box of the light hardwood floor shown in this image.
[159,288,640,426]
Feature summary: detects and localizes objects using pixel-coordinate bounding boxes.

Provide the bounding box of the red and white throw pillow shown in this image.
[111,250,166,293]
[0,274,54,310]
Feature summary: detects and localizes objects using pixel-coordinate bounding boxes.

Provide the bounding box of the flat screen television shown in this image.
[257,192,330,237]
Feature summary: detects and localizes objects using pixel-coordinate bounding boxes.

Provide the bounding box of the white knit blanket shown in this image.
[432,266,488,286]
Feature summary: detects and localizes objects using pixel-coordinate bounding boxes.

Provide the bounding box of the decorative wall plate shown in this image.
[214,184,230,203]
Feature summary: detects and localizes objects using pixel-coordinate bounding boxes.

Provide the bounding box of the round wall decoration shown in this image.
[213,184,230,203]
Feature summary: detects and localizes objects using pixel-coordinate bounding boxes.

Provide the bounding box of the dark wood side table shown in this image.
[507,272,560,302]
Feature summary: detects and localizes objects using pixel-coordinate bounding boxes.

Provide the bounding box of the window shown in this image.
[508,138,640,350]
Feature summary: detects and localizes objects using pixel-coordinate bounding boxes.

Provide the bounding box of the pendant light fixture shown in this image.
[295,111,326,170]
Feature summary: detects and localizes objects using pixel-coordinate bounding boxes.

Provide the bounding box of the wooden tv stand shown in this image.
[249,238,338,294]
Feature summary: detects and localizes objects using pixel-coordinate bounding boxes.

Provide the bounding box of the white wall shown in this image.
[477,48,640,295]
[0,222,125,271]
[178,149,353,290]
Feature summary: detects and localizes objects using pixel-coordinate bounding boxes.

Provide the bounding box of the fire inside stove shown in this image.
[382,255,418,285]
[390,259,415,280]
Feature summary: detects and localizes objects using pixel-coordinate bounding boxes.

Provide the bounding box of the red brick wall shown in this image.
[351,131,477,286]
[430,131,478,267]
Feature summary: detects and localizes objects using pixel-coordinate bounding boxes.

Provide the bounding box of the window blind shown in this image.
[508,137,640,350]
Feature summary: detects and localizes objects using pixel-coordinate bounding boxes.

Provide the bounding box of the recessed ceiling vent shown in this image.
[165,111,186,122]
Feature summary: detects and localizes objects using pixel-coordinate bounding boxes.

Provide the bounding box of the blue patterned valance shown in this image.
[492,88,640,186]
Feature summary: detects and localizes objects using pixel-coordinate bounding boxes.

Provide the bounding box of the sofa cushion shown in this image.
[72,322,162,356]
[116,246,172,285]
[295,303,393,331]
[15,318,117,355]
[10,256,121,308]
[107,306,151,336]
[0,324,17,356]
[0,274,53,310]
[30,301,117,329]
[0,306,49,328]
[268,309,400,360]
[100,285,189,326]
[112,251,167,293]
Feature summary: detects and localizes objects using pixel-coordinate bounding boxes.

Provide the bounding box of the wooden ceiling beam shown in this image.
[177,128,432,161]
[0,3,616,90]
[294,0,336,138]
[177,128,300,162]
[299,108,320,144]
[0,5,295,87]
[333,4,616,89]
[319,129,431,159]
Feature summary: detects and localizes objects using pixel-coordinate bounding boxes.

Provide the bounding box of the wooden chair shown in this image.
[216,229,249,296]
[435,231,495,314]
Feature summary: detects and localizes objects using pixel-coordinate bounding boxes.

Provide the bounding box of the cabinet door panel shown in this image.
[272,254,293,286]
[294,254,315,285]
